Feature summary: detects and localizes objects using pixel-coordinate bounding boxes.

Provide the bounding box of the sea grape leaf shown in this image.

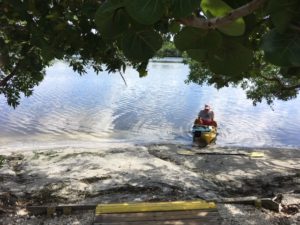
[125,0,164,25]
[201,0,245,36]
[95,0,124,16]
[261,29,300,67]
[168,21,181,34]
[267,0,300,32]
[174,27,222,51]
[121,29,163,61]
[208,41,252,75]
[169,0,199,18]
[95,1,129,38]
[96,9,130,39]
[186,49,207,62]
[223,0,251,8]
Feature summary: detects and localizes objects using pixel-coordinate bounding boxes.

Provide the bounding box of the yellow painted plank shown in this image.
[95,210,219,222]
[96,200,216,215]
[249,152,264,158]
[94,218,221,225]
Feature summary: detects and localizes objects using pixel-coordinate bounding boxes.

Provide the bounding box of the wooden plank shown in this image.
[95,200,216,215]
[27,205,96,215]
[261,198,280,212]
[46,207,56,217]
[95,210,219,222]
[217,197,280,212]
[94,217,222,225]
[177,150,264,158]
[217,196,258,204]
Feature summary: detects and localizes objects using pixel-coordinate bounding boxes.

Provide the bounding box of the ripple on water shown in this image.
[1,61,300,149]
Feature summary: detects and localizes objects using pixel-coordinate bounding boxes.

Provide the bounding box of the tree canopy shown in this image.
[0,0,300,107]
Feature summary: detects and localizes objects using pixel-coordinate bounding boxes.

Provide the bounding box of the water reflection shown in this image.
[0,61,300,149]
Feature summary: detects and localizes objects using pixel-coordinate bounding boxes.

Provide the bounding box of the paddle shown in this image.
[177,150,264,158]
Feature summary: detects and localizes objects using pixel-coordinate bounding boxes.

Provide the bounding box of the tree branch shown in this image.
[0,46,34,87]
[283,83,300,90]
[260,74,300,91]
[179,0,267,29]
[119,71,127,86]
[0,63,20,87]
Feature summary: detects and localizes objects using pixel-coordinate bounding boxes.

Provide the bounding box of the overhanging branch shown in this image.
[0,46,34,87]
[179,0,267,29]
[0,64,19,87]
[260,74,300,91]
[0,71,14,87]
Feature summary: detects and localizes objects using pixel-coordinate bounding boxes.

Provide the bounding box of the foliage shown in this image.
[201,0,246,36]
[0,0,300,106]
[0,0,126,107]
[185,54,299,105]
[156,41,182,58]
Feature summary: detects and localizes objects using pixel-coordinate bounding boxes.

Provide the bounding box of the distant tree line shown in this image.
[156,41,182,58]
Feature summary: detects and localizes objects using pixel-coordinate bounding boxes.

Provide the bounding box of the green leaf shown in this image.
[169,0,199,18]
[41,47,56,62]
[201,0,245,36]
[174,27,222,51]
[261,29,300,67]
[168,21,180,34]
[267,0,300,32]
[95,0,124,16]
[121,29,163,61]
[137,61,149,77]
[174,27,222,62]
[208,41,252,75]
[95,1,129,39]
[186,49,207,62]
[223,0,250,8]
[125,0,165,25]
[54,23,67,31]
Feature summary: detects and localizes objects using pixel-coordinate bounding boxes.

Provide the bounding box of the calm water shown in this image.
[1,61,300,150]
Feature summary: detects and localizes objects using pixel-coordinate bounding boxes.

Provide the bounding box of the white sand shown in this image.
[0,144,299,224]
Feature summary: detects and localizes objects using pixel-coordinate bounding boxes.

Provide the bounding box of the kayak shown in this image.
[192,125,217,146]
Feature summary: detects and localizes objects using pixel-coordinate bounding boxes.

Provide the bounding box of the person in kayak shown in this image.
[194,104,217,127]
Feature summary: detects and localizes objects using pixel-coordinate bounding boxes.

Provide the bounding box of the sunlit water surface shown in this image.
[1,61,300,150]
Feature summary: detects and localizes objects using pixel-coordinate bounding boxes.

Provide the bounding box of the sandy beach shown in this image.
[0,144,299,224]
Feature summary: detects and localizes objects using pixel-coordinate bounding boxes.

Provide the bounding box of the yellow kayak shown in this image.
[192,125,217,146]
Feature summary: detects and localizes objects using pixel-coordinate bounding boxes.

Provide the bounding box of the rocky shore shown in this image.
[0,144,299,224]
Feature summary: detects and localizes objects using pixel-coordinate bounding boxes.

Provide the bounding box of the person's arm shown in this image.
[198,110,203,119]
[211,111,214,121]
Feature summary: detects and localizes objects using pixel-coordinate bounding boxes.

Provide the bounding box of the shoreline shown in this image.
[1,139,300,153]
[1,144,299,224]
